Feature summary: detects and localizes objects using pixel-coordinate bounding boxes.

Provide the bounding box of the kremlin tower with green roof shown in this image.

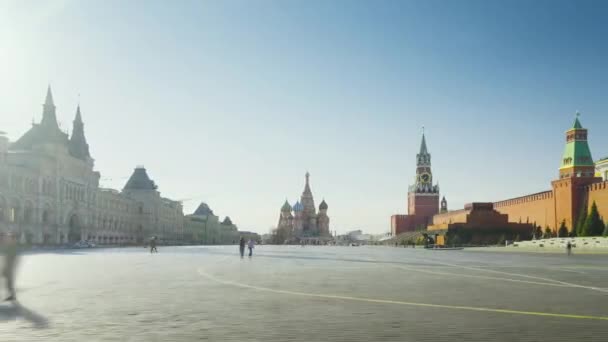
[559,112,595,179]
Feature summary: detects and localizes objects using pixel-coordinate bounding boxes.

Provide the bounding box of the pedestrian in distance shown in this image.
[1,232,19,301]
[248,239,255,257]
[566,241,572,256]
[150,236,158,253]
[239,237,246,258]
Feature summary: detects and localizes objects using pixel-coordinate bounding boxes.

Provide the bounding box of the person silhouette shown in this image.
[247,239,255,257]
[1,232,19,301]
[239,237,246,258]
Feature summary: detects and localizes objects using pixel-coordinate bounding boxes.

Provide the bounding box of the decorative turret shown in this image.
[123,166,158,191]
[40,85,60,132]
[69,105,91,160]
[559,112,595,179]
[440,196,448,213]
[194,202,214,216]
[293,201,304,212]
[319,199,328,211]
[11,86,70,151]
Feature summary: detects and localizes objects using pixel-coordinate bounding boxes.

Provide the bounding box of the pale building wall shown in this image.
[1,140,186,245]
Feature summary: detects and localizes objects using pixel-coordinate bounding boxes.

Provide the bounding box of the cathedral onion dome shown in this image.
[194,202,214,216]
[123,166,158,191]
[293,201,304,212]
[319,199,328,210]
[281,200,292,212]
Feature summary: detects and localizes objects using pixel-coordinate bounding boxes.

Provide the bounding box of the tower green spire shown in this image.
[559,112,594,178]
[572,111,583,129]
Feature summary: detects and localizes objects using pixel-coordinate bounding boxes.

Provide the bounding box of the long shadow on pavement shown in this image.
[0,301,49,328]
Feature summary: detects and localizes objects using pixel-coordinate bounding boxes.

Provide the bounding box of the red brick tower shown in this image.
[407,128,440,228]
[551,113,601,231]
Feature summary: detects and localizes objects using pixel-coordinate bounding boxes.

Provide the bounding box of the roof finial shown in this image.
[45,84,54,106]
[422,125,425,135]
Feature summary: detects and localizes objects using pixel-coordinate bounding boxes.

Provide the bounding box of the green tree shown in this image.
[415,235,426,246]
[604,220,608,237]
[576,203,588,236]
[582,201,605,236]
[535,226,542,239]
[543,227,552,239]
[558,220,569,238]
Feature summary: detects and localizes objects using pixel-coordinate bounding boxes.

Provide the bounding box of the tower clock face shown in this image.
[420,172,431,183]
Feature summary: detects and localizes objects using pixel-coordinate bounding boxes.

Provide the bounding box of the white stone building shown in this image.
[0,87,184,245]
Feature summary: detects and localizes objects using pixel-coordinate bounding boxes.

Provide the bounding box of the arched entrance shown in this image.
[68,214,82,243]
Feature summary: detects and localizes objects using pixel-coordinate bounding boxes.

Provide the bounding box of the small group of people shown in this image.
[1,232,18,301]
[239,237,255,258]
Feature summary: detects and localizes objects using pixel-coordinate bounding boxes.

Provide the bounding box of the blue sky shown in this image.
[1,0,607,234]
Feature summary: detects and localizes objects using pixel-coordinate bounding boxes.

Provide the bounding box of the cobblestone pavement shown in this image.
[1,246,607,341]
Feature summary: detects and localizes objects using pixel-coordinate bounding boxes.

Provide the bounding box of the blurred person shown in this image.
[566,241,572,256]
[247,239,255,257]
[239,237,245,258]
[150,236,158,253]
[1,232,19,301]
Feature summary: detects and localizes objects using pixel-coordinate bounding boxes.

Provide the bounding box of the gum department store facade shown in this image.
[0,87,189,245]
[392,114,608,240]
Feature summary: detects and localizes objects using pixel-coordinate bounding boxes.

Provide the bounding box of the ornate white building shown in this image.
[0,87,184,245]
[276,172,330,242]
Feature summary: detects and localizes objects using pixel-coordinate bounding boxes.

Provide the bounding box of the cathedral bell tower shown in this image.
[407,128,440,226]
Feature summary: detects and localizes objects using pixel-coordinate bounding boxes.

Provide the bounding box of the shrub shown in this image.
[558,220,569,238]
[576,203,588,236]
[582,202,605,236]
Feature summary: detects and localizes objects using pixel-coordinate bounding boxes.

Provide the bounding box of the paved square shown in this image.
[1,246,607,341]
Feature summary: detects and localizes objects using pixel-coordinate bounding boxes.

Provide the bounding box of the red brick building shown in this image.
[426,115,608,239]
[392,115,608,240]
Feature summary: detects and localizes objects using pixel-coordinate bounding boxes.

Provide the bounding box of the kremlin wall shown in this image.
[392,115,608,242]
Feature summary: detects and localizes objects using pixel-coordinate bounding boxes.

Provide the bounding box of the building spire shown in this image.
[45,84,54,106]
[419,127,428,154]
[75,104,83,123]
[40,85,60,131]
[573,111,582,129]
[69,103,90,160]
[303,171,312,194]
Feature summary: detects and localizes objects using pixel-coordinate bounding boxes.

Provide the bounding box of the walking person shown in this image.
[239,237,246,258]
[566,241,572,256]
[1,232,19,301]
[247,239,255,257]
[150,236,158,253]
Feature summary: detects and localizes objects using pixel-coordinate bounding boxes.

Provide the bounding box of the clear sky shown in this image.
[1,0,607,235]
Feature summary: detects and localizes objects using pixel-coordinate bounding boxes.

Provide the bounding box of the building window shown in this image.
[9,208,16,223]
